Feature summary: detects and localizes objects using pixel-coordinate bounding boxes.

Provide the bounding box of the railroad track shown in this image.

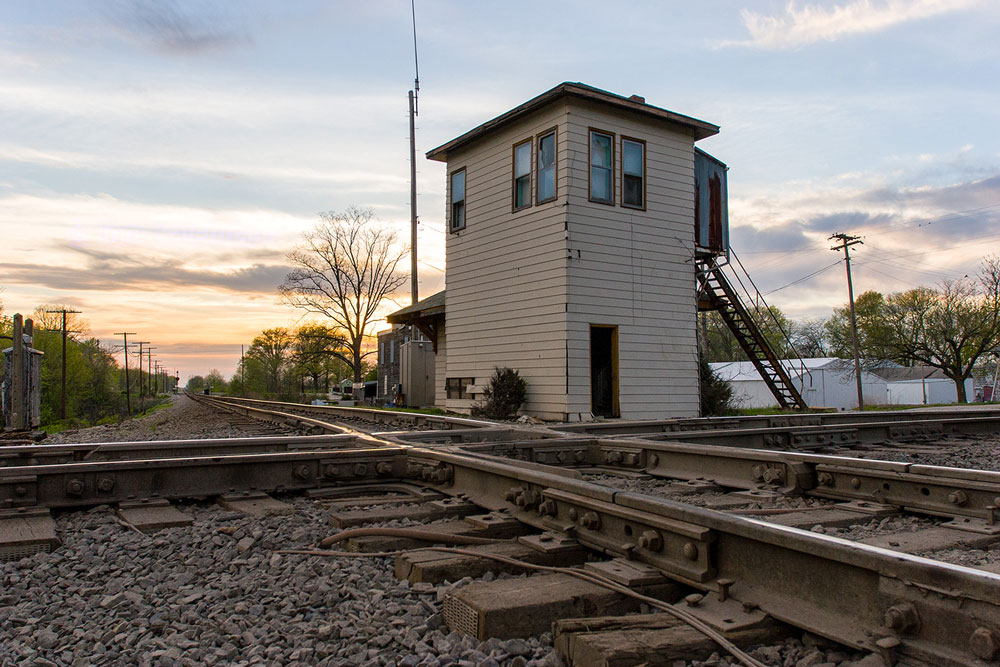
[2,397,999,666]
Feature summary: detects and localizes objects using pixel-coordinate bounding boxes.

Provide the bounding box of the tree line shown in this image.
[702,257,1000,402]
[187,323,375,400]
[0,302,170,428]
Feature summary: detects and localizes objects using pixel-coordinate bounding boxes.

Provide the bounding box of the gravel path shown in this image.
[0,497,562,667]
[45,396,289,445]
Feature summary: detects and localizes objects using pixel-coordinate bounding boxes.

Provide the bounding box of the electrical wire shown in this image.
[762,259,842,296]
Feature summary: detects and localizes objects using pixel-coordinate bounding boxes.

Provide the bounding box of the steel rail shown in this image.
[0,434,365,466]
[190,393,500,431]
[453,438,1000,525]
[2,430,999,663]
[604,415,1000,450]
[551,407,1000,436]
[403,447,1000,666]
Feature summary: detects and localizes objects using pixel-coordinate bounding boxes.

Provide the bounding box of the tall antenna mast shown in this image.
[408,0,420,305]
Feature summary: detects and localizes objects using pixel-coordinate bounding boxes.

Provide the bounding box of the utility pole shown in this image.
[147,348,156,397]
[134,341,150,407]
[45,308,81,420]
[114,332,137,414]
[830,233,865,409]
[408,0,420,306]
[241,344,245,396]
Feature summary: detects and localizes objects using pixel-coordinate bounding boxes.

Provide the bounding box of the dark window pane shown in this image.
[624,175,642,206]
[451,201,465,230]
[538,132,555,202]
[515,175,530,208]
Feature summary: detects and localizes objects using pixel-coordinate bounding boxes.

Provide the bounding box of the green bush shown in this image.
[700,358,734,416]
[473,367,528,420]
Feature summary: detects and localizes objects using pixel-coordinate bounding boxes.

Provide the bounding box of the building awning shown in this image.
[387,290,445,352]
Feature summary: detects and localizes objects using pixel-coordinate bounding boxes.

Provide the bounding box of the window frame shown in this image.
[449,167,467,233]
[511,138,532,212]
[446,377,475,400]
[588,128,616,205]
[621,136,646,211]
[535,127,558,205]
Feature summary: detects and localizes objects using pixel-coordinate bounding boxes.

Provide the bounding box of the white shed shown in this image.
[710,358,888,411]
[869,367,973,406]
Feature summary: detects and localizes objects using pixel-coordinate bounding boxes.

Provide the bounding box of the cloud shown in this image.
[0,244,289,294]
[105,0,251,54]
[719,0,980,50]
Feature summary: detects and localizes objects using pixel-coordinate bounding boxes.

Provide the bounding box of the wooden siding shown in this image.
[564,100,699,419]
[443,101,571,419]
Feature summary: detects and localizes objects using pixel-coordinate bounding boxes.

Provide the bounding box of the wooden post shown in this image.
[10,314,25,430]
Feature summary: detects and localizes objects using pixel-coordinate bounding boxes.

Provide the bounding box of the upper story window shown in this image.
[589,130,614,204]
[622,137,645,209]
[450,168,466,232]
[512,140,531,211]
[537,130,556,204]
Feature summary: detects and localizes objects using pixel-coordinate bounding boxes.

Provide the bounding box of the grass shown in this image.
[39,395,173,433]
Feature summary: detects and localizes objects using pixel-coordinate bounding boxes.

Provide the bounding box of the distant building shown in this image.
[869,366,973,406]
[375,325,428,401]
[390,82,727,420]
[711,358,975,410]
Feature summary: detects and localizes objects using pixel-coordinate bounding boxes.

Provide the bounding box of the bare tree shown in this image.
[279,207,408,393]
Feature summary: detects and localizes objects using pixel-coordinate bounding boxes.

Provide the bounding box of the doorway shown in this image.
[590,325,619,418]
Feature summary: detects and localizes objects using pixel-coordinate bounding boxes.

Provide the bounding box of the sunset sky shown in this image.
[1,0,998,382]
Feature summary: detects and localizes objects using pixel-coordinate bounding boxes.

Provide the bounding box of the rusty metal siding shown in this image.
[694,149,729,255]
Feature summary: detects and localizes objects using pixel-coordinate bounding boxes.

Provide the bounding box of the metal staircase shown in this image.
[697,255,808,409]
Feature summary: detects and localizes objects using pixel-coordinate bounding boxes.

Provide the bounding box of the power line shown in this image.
[762,259,842,296]
[45,308,81,420]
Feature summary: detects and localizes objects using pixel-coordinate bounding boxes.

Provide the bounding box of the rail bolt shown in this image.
[567,508,579,521]
[96,477,115,493]
[883,603,920,634]
[538,499,557,516]
[684,593,703,608]
[762,467,785,484]
[375,462,393,476]
[948,490,969,506]
[637,530,663,552]
[850,477,862,489]
[683,542,699,561]
[573,450,585,463]
[505,487,522,502]
[817,472,835,487]
[970,627,999,661]
[580,512,601,530]
[293,465,312,481]
[751,465,765,482]
[556,451,568,463]
[324,464,340,478]
[354,463,369,477]
[648,453,659,467]
[516,489,540,510]
[65,479,85,497]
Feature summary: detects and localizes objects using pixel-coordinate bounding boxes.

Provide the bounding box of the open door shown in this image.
[590,325,619,418]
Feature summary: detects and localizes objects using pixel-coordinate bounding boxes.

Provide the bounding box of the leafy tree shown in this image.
[204,369,227,393]
[291,323,350,394]
[245,327,293,395]
[824,290,894,362]
[701,306,794,363]
[279,206,408,394]
[186,375,206,392]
